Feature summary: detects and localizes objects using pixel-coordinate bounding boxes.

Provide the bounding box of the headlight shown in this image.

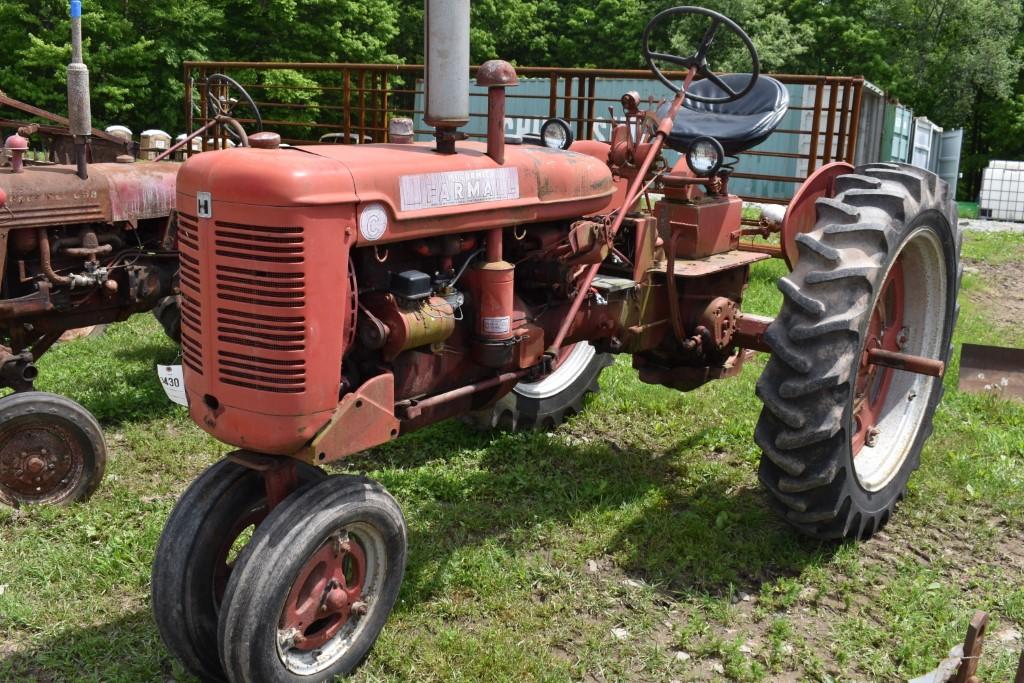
[686,136,725,176]
[540,118,574,150]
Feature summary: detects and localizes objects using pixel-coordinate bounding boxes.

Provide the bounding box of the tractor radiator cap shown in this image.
[388,117,415,143]
[249,131,281,149]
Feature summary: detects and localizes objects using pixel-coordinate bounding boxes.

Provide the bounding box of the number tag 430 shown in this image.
[157,364,189,407]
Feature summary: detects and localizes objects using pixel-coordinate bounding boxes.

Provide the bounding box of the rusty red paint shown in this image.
[866,349,944,377]
[734,313,773,354]
[279,533,367,652]
[0,161,178,229]
[302,374,400,464]
[0,412,85,504]
[853,257,905,454]
[780,161,854,269]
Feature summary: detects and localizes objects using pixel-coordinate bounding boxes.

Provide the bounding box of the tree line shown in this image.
[1,0,1020,199]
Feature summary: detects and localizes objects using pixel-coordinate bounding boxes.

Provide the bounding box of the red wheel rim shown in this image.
[853,257,906,455]
[212,504,268,604]
[279,532,367,652]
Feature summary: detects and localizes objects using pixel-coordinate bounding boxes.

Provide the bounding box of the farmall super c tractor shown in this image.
[0,2,264,508]
[153,3,960,680]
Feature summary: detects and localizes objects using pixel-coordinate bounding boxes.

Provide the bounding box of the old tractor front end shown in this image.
[0,2,267,508]
[153,4,961,681]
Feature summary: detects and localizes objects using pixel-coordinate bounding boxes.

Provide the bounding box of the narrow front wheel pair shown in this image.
[153,462,407,682]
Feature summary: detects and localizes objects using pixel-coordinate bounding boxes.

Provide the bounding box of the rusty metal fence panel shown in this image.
[184,62,863,202]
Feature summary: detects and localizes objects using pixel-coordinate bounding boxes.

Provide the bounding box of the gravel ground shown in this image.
[959,218,1024,233]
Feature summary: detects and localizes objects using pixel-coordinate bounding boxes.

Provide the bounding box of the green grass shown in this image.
[958,201,980,220]
[1,231,1023,681]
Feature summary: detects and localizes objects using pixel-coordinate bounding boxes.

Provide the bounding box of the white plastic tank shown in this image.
[141,129,172,160]
[104,125,133,142]
[174,134,203,161]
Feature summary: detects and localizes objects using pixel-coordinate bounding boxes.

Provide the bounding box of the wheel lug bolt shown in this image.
[351,601,368,616]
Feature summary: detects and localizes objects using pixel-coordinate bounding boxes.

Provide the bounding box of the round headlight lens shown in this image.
[540,118,573,150]
[686,136,724,176]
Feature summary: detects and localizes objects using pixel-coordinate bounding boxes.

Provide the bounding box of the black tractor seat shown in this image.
[659,74,789,156]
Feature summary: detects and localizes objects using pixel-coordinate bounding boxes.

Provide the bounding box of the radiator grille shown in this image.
[213,221,307,394]
[177,214,204,376]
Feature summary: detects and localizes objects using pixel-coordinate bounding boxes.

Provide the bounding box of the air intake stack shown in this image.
[424,0,470,153]
[67,0,92,179]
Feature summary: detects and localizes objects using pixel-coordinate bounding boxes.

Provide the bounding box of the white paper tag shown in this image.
[157,364,188,407]
[482,316,511,335]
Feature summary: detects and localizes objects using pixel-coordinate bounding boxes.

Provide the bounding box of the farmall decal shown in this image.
[399,167,520,212]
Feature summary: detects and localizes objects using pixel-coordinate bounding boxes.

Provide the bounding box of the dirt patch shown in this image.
[964,257,1024,331]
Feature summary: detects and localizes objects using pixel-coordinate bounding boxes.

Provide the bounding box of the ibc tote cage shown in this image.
[184,61,864,204]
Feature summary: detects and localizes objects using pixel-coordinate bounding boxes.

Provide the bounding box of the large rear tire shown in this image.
[756,163,960,540]
[465,342,612,431]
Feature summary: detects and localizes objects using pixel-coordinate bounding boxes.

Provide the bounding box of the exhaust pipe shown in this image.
[67,0,91,179]
[424,0,470,154]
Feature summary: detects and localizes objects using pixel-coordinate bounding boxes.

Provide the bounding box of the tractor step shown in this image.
[592,274,637,295]
[655,249,770,278]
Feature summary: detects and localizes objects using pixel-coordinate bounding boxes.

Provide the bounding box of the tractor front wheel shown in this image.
[152,459,327,682]
[217,475,407,682]
[756,163,960,540]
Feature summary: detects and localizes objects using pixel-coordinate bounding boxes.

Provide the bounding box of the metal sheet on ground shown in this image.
[958,343,1024,400]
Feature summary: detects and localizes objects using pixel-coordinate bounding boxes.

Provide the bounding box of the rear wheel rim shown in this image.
[852,227,947,492]
[513,342,596,400]
[276,522,386,675]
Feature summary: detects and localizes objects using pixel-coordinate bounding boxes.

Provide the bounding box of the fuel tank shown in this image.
[176,141,615,245]
[0,161,179,229]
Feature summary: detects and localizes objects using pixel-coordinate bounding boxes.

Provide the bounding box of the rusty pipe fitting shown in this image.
[476,60,518,165]
[36,229,71,286]
[216,115,249,148]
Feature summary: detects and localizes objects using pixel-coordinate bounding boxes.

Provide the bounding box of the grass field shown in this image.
[1,230,1023,682]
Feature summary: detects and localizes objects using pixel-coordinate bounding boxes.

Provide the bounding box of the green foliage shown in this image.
[0,0,1019,196]
[0,0,398,134]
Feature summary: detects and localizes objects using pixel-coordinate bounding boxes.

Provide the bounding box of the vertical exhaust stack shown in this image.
[424,0,470,154]
[67,0,91,179]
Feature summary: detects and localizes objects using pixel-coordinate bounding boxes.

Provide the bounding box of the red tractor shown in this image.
[152,4,960,680]
[0,1,261,507]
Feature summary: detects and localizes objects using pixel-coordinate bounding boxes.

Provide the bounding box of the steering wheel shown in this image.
[197,73,263,145]
[643,6,760,104]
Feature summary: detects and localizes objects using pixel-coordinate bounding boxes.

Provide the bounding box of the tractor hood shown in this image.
[177,141,616,245]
